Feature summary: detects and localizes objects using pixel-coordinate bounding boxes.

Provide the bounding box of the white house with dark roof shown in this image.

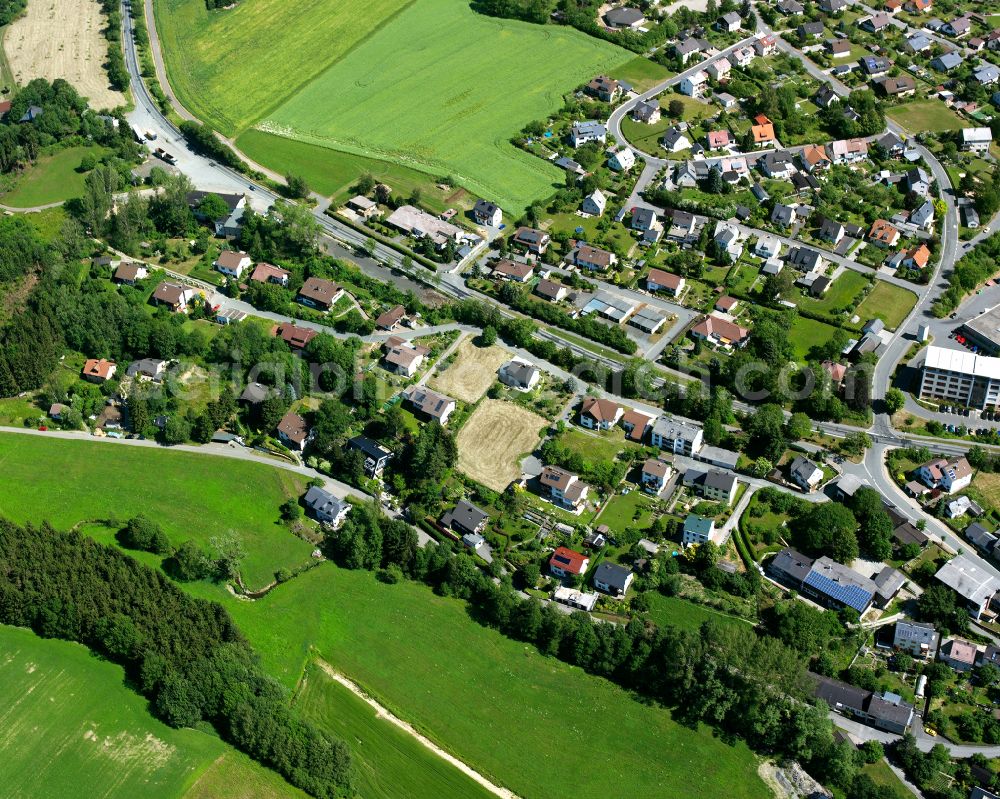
[303,486,349,528]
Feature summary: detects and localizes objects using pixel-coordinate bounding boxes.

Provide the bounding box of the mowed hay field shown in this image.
[296,661,496,799]
[0,433,314,588]
[430,338,509,403]
[5,0,124,109]
[187,567,772,799]
[260,0,631,212]
[152,0,412,135]
[456,398,547,491]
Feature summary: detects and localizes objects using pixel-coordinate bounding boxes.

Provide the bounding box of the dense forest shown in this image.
[0,518,353,797]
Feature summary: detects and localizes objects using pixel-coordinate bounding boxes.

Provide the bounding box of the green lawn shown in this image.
[789,315,844,363]
[237,130,475,209]
[0,433,315,588]
[851,281,918,331]
[859,761,912,799]
[644,593,748,633]
[793,269,869,322]
[609,56,672,90]
[296,661,495,799]
[188,566,771,799]
[0,624,303,799]
[0,146,107,207]
[597,489,656,533]
[560,426,632,462]
[887,100,967,134]
[152,0,412,135]
[261,0,632,213]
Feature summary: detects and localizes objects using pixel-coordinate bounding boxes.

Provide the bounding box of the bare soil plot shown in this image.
[430,339,509,403]
[6,0,125,109]
[456,399,548,492]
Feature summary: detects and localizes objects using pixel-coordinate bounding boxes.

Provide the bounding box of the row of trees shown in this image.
[0,519,353,797]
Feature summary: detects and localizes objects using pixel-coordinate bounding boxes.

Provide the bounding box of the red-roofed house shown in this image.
[903,243,931,269]
[691,314,750,348]
[214,250,252,278]
[822,360,848,385]
[82,358,117,383]
[868,219,901,248]
[715,296,739,314]
[274,322,317,351]
[707,130,731,150]
[751,115,776,147]
[580,396,623,430]
[646,268,685,295]
[549,546,590,577]
[250,262,290,286]
[620,408,655,441]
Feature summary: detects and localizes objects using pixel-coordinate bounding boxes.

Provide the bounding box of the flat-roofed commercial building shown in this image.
[919,345,1000,409]
[961,305,1000,355]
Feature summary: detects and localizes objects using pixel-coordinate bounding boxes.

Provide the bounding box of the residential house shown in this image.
[682,514,716,545]
[580,396,623,430]
[966,521,997,553]
[815,84,839,109]
[943,16,971,37]
[754,34,777,55]
[751,114,776,147]
[961,127,993,153]
[707,129,730,150]
[821,0,847,10]
[214,250,252,279]
[347,195,380,220]
[604,6,645,28]
[917,455,972,493]
[975,64,1000,86]
[861,12,893,32]
[574,244,617,271]
[347,435,393,477]
[549,546,589,578]
[803,556,879,614]
[771,203,797,228]
[717,11,742,31]
[903,167,932,197]
[632,208,664,244]
[126,358,166,383]
[493,259,535,282]
[585,75,621,102]
[778,0,804,13]
[910,200,935,231]
[707,57,732,82]
[868,219,901,248]
[755,234,782,259]
[620,408,655,442]
[667,209,696,242]
[112,262,148,285]
[274,322,317,351]
[893,620,940,657]
[715,295,739,315]
[905,0,931,11]
[641,457,673,493]
[860,55,892,76]
[662,126,692,152]
[679,71,709,99]
[931,51,963,71]
[830,138,869,163]
[512,226,550,254]
[673,38,704,64]
[790,455,824,491]
[402,385,456,425]
[277,411,310,452]
[239,382,275,406]
[715,91,738,110]
[569,121,607,147]
[383,337,430,377]
[761,150,797,179]
[631,100,661,124]
[473,199,503,227]
[827,38,852,58]
[788,246,824,272]
[934,554,999,619]
[593,562,634,596]
[813,675,914,734]
[498,358,540,391]
[609,148,636,172]
[875,75,917,97]
[297,277,344,311]
[535,279,567,302]
[801,144,832,173]
[375,305,406,330]
[904,33,931,52]
[646,268,684,295]
[692,314,749,348]
[249,262,290,287]
[187,191,247,237]
[82,358,116,383]
[302,486,349,528]
[714,222,742,262]
[941,638,979,672]
[581,189,607,216]
[903,243,932,269]
[650,416,703,455]
[553,587,598,612]
[151,281,197,313]
[731,46,755,67]
[819,217,846,244]
[684,468,739,504]
[441,499,489,538]
[798,21,825,38]
[540,466,590,511]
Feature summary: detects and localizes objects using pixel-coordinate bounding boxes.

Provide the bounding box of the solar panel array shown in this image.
[803,570,873,613]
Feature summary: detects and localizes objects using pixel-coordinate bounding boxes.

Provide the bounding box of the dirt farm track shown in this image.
[6,0,125,109]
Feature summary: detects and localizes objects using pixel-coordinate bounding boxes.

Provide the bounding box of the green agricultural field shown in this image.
[0,146,107,207]
[0,434,314,588]
[887,100,967,134]
[296,662,495,799]
[0,624,305,799]
[237,130,475,212]
[190,567,771,799]
[851,281,917,331]
[260,0,631,213]
[152,0,412,135]
[610,56,672,90]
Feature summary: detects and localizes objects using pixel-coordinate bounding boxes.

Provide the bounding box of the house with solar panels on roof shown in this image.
[769,548,905,614]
